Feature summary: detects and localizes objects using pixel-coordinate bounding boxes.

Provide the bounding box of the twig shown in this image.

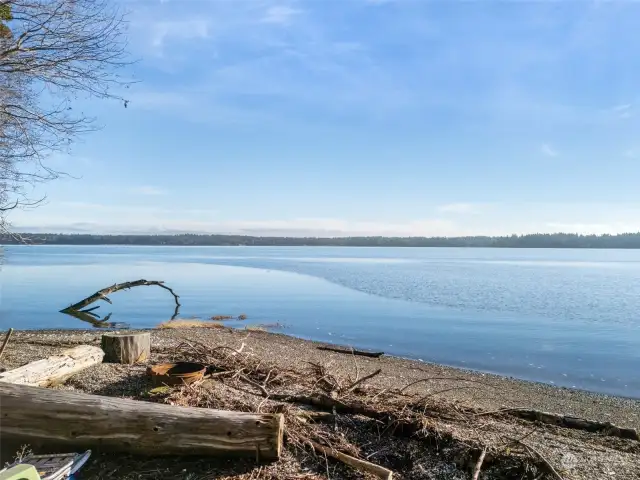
[345,369,382,393]
[414,386,476,404]
[304,437,393,479]
[507,437,564,480]
[317,345,384,358]
[471,447,487,480]
[296,411,336,424]
[0,328,14,360]
[350,347,360,384]
[240,374,269,397]
[210,344,247,357]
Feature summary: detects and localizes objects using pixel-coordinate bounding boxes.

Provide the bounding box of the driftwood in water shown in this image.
[317,345,384,358]
[0,382,285,459]
[0,345,104,386]
[101,332,151,364]
[60,279,181,320]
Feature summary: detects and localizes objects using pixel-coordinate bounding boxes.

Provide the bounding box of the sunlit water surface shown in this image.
[2,245,639,397]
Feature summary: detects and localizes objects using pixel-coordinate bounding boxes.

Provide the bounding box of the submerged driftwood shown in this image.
[60,279,181,324]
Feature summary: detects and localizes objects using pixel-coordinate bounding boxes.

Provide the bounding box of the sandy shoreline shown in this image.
[1,326,639,479]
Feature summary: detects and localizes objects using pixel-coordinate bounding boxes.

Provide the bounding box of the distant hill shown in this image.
[3,232,640,248]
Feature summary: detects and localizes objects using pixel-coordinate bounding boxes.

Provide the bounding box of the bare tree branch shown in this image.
[0,0,133,233]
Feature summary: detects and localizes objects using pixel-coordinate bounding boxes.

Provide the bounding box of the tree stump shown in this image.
[101,332,151,364]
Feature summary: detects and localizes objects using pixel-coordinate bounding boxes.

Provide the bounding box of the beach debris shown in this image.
[8,330,631,478]
[60,279,181,322]
[0,345,104,387]
[480,407,640,442]
[0,382,285,459]
[303,436,393,479]
[101,332,151,364]
[505,436,565,480]
[152,338,585,479]
[471,447,488,480]
[147,362,207,387]
[317,344,384,358]
[0,328,14,361]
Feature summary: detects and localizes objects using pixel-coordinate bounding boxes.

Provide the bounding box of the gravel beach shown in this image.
[1,327,639,479]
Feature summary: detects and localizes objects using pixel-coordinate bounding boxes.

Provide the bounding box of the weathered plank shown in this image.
[0,345,104,386]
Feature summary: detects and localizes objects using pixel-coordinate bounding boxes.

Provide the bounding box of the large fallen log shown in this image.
[0,382,284,459]
[0,345,104,386]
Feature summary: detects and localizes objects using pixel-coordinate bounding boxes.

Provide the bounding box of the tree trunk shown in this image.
[0,345,104,386]
[101,332,150,364]
[0,382,284,460]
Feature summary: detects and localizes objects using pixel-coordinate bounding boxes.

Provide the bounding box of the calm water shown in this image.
[2,245,639,398]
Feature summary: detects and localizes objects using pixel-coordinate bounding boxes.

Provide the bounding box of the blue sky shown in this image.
[10,0,640,236]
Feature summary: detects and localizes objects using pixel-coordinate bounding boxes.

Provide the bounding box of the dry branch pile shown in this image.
[82,337,600,480]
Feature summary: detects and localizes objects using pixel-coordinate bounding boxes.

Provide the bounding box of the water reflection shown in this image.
[60,307,126,329]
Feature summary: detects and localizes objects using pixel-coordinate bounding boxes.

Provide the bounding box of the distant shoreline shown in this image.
[3,232,640,248]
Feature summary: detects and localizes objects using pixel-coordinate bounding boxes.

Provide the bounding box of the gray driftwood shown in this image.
[0,382,285,459]
[0,345,104,386]
[101,332,151,364]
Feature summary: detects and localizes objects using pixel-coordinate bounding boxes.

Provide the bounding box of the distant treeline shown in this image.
[4,232,640,248]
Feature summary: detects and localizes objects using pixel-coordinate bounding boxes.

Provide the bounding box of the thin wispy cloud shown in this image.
[261,6,300,25]
[540,144,559,157]
[130,186,166,196]
[436,203,484,215]
[149,19,210,49]
[609,103,633,120]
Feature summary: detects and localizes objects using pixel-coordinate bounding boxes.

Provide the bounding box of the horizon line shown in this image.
[6,231,640,239]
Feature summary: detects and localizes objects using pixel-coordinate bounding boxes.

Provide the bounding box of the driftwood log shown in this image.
[60,279,181,320]
[500,408,639,441]
[0,345,104,386]
[0,382,285,459]
[101,332,151,364]
[317,345,384,358]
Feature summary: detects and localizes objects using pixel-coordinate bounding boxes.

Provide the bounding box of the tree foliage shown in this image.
[0,0,131,233]
[3,232,640,248]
